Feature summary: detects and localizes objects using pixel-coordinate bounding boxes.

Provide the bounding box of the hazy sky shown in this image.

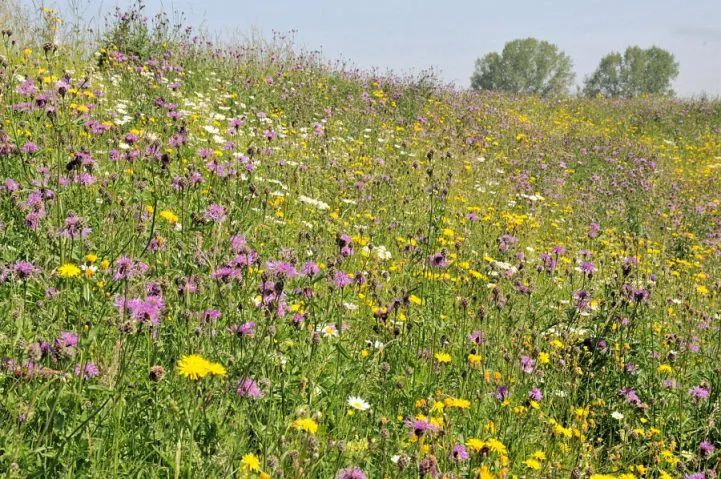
[41,0,721,97]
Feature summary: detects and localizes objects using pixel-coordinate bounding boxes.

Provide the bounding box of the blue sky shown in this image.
[41,0,721,96]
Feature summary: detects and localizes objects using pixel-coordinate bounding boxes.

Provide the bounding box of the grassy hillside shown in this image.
[1,5,721,478]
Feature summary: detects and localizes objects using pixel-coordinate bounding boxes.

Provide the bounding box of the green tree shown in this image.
[470,38,575,98]
[584,46,679,98]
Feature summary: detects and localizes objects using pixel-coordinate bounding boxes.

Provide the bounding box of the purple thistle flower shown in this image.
[529,387,543,402]
[699,440,715,457]
[115,295,165,325]
[689,385,710,402]
[418,455,439,478]
[56,331,78,349]
[336,468,366,479]
[428,251,449,268]
[468,330,487,345]
[204,203,226,223]
[579,262,596,274]
[404,418,438,437]
[13,261,40,279]
[520,355,536,374]
[620,387,643,407]
[302,261,320,277]
[230,234,247,253]
[60,214,92,239]
[495,385,509,401]
[236,377,264,398]
[588,222,600,238]
[333,271,352,288]
[450,444,469,462]
[74,362,100,379]
[113,256,149,281]
[266,260,299,278]
[228,321,256,338]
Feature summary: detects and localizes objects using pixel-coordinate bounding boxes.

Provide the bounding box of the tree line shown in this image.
[470,38,680,98]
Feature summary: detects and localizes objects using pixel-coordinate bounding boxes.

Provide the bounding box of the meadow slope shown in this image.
[1,8,721,479]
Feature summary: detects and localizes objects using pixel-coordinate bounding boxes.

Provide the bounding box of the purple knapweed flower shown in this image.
[236,377,264,398]
[204,203,226,223]
[336,468,366,479]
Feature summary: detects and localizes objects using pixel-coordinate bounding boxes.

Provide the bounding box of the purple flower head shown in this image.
[428,251,449,268]
[418,455,439,478]
[13,261,40,279]
[620,387,643,407]
[495,385,509,401]
[21,142,39,154]
[498,234,518,253]
[266,260,299,279]
[60,214,91,239]
[204,203,226,223]
[540,252,557,272]
[404,418,438,437]
[113,256,149,281]
[302,261,320,277]
[689,385,710,402]
[230,234,247,253]
[56,331,78,349]
[74,362,100,379]
[336,468,367,479]
[580,262,596,274]
[333,271,352,288]
[201,309,221,322]
[468,330,487,346]
[588,222,601,238]
[115,294,165,325]
[699,441,715,457]
[228,321,256,338]
[450,444,469,462]
[520,355,536,374]
[574,289,591,311]
[16,79,36,96]
[236,377,264,398]
[529,387,543,402]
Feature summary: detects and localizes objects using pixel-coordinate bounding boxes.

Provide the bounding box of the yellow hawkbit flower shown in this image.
[292,418,318,434]
[240,454,261,472]
[434,352,452,364]
[57,263,81,278]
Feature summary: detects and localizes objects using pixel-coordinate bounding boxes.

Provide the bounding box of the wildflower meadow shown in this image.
[0,4,720,478]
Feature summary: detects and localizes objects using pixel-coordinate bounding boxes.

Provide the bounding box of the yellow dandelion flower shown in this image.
[466,438,486,452]
[159,209,179,224]
[434,352,452,364]
[292,418,318,434]
[176,354,211,380]
[523,459,542,470]
[240,454,261,472]
[532,450,546,461]
[57,263,81,278]
[207,361,227,377]
[444,398,471,409]
[485,438,507,455]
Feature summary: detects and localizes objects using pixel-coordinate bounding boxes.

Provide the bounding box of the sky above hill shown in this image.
[42,0,721,97]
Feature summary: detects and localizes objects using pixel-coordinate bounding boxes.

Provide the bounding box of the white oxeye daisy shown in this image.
[347,396,370,411]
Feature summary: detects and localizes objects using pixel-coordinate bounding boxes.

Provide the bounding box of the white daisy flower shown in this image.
[347,396,370,411]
